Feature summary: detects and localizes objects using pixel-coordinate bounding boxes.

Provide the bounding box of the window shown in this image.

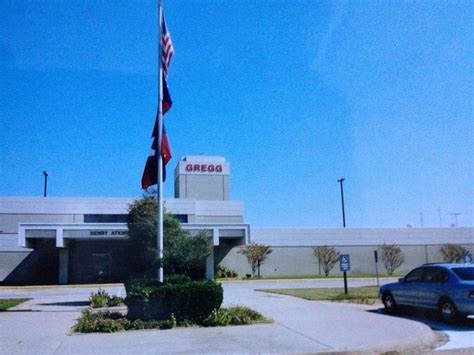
[423,267,449,283]
[84,214,127,223]
[405,268,424,282]
[172,214,188,223]
[452,267,474,281]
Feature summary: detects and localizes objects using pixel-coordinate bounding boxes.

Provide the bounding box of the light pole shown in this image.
[338,177,347,294]
[447,212,461,227]
[337,178,346,228]
[43,171,48,197]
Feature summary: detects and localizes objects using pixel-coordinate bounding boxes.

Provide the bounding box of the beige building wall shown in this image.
[219,244,474,278]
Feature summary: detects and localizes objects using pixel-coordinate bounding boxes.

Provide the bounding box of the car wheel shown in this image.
[439,299,458,324]
[383,293,397,314]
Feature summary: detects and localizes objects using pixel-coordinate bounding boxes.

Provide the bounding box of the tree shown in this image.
[126,196,156,274]
[127,196,212,279]
[313,246,339,277]
[379,244,404,275]
[163,215,212,277]
[239,243,272,278]
[439,244,470,263]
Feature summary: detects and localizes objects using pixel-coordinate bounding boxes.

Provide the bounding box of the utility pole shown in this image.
[43,171,48,197]
[447,212,461,227]
[337,178,346,228]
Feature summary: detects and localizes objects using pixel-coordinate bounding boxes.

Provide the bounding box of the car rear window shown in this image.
[452,267,474,280]
[424,267,449,282]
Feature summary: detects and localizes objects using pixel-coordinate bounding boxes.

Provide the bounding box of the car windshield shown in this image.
[452,267,474,280]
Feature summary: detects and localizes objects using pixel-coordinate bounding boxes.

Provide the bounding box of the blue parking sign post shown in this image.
[339,254,351,295]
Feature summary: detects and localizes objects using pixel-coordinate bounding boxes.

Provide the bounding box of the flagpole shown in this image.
[157,0,164,283]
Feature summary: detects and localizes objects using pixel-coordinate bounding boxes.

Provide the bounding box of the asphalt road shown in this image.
[0,278,472,353]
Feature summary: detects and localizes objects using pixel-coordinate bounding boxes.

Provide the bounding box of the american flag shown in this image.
[161,15,174,78]
[141,12,174,189]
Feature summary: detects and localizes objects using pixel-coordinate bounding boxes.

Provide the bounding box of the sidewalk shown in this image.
[0,281,444,354]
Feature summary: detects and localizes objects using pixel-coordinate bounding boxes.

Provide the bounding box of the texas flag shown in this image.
[141,119,171,189]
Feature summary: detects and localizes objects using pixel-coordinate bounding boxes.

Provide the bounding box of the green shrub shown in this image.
[159,314,177,329]
[74,305,267,333]
[89,289,124,308]
[226,306,264,325]
[124,277,161,299]
[74,309,127,333]
[125,278,223,322]
[74,308,96,333]
[202,306,265,326]
[215,266,238,279]
[202,308,231,326]
[177,319,194,327]
[130,319,146,330]
[94,318,125,332]
[215,268,225,278]
[89,289,109,308]
[107,296,124,307]
[74,308,162,333]
[164,274,192,284]
[129,318,160,330]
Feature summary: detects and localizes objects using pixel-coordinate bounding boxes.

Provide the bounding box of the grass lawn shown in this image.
[218,274,403,281]
[0,298,29,311]
[257,274,402,280]
[258,286,380,304]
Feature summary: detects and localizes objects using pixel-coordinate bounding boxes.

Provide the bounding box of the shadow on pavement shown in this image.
[369,307,474,332]
[38,301,89,307]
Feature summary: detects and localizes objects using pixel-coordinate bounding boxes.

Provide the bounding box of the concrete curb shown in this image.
[0,283,123,291]
[350,327,447,354]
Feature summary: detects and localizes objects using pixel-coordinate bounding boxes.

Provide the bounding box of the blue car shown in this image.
[379,263,474,323]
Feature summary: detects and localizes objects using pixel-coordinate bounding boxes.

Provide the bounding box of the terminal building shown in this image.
[0,156,473,285]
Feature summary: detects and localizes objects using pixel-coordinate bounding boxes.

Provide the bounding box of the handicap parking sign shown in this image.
[464,254,472,263]
[339,254,351,272]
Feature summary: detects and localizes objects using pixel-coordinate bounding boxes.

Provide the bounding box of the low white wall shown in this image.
[218,242,474,277]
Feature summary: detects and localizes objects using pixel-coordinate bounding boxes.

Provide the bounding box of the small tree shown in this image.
[439,244,470,263]
[379,244,404,275]
[127,196,157,274]
[239,243,272,278]
[127,196,212,279]
[313,246,339,277]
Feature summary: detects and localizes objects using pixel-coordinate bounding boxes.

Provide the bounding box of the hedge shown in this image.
[125,277,223,322]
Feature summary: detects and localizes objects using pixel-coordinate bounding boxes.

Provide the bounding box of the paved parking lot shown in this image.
[375,308,474,351]
[0,278,472,353]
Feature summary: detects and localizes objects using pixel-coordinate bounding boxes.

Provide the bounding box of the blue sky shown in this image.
[1,0,472,228]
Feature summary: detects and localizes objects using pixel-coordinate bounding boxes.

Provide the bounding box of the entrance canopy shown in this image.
[19,223,250,248]
[19,223,129,248]
[18,222,249,283]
